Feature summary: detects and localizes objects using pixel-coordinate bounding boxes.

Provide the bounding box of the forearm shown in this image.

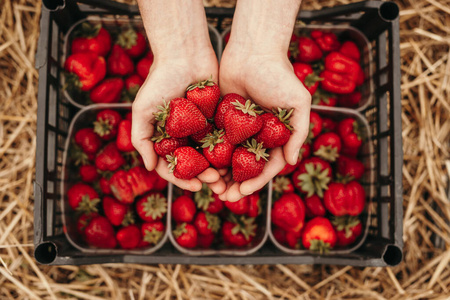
[137,0,212,61]
[229,0,302,55]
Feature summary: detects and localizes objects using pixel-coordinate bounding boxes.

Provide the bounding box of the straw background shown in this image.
[0,0,449,299]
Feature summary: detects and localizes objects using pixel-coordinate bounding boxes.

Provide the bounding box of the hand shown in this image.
[218,45,311,201]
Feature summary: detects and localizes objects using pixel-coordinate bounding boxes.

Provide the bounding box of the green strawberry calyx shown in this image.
[151,126,170,143]
[166,153,178,174]
[186,77,216,91]
[228,214,257,241]
[116,27,138,50]
[352,120,363,141]
[332,216,360,238]
[121,210,135,227]
[244,139,269,162]
[201,129,224,152]
[312,89,333,105]
[304,73,323,87]
[194,183,215,211]
[313,145,339,162]
[142,193,168,220]
[205,212,221,233]
[71,143,89,166]
[143,227,163,245]
[297,162,331,198]
[173,222,188,239]
[233,100,263,117]
[73,22,101,38]
[335,173,355,184]
[309,239,331,254]
[272,107,294,131]
[93,117,113,137]
[153,100,170,127]
[273,176,291,194]
[76,195,100,214]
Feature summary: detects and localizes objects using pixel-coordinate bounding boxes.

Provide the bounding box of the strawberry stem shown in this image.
[233,100,263,116]
[244,139,269,162]
[186,76,216,91]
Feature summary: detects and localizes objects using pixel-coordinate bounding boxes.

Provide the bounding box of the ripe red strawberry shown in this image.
[247,193,261,218]
[75,128,102,155]
[302,217,337,253]
[93,109,122,141]
[225,196,249,215]
[95,143,125,171]
[292,62,322,95]
[356,68,365,86]
[277,143,311,176]
[271,193,305,233]
[116,120,135,152]
[171,195,196,223]
[292,157,332,198]
[278,162,300,176]
[109,170,134,204]
[272,176,295,199]
[79,164,98,183]
[254,108,293,148]
[194,184,224,214]
[103,196,132,226]
[68,183,100,213]
[107,44,134,76]
[310,30,341,52]
[337,118,363,156]
[304,195,326,218]
[339,41,361,62]
[214,93,246,129]
[191,122,214,144]
[232,139,269,183]
[116,225,141,249]
[159,98,207,138]
[197,233,215,248]
[64,52,106,91]
[90,78,124,104]
[324,181,365,216]
[290,36,323,63]
[332,216,363,247]
[272,226,287,245]
[308,111,323,140]
[193,212,221,235]
[312,89,337,107]
[71,23,112,57]
[322,118,337,133]
[222,214,256,247]
[117,28,147,58]
[337,91,362,108]
[166,147,209,180]
[136,191,168,222]
[312,132,342,162]
[286,230,302,249]
[77,212,99,235]
[122,74,144,102]
[152,171,169,192]
[152,126,189,159]
[201,129,236,169]
[337,155,365,181]
[224,100,263,145]
[99,176,112,195]
[173,223,198,248]
[141,221,165,246]
[84,215,117,249]
[136,52,153,80]
[186,78,221,119]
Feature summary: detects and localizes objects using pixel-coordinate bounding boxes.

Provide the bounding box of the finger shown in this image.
[224,182,246,202]
[197,168,220,183]
[218,180,234,201]
[207,179,226,195]
[155,159,202,191]
[223,171,232,183]
[240,147,286,195]
[218,168,228,176]
[131,102,157,171]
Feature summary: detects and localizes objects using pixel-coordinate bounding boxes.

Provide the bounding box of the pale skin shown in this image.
[133,0,311,201]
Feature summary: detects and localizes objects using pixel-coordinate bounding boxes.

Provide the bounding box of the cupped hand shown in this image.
[131,51,226,194]
[218,46,312,201]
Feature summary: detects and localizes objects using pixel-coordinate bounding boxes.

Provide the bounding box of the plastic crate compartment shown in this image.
[34,0,403,266]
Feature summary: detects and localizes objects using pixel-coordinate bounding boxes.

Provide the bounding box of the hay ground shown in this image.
[0,0,449,299]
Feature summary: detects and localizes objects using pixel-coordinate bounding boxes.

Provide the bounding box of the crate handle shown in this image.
[382,244,402,266]
[43,0,137,14]
[379,2,399,21]
[34,242,57,264]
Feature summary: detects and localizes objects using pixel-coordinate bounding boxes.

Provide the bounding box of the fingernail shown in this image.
[142,156,150,170]
[293,148,300,164]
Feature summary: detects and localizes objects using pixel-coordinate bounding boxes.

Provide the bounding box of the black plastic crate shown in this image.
[34,0,403,266]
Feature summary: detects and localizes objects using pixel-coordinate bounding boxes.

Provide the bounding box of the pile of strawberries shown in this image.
[64,22,153,105]
[152,80,293,182]
[171,185,264,249]
[270,111,366,253]
[67,109,169,249]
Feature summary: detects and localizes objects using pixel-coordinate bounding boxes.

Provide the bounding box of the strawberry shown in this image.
[136,191,168,222]
[286,230,302,249]
[77,212,99,235]
[64,52,106,91]
[107,44,134,76]
[337,91,362,108]
[75,128,102,155]
[290,36,323,63]
[159,98,207,138]
[141,221,165,246]
[103,196,133,226]
[93,109,122,141]
[84,215,117,249]
[214,93,246,129]
[308,112,323,141]
[90,78,124,104]
[232,139,269,183]
[136,52,153,80]
[310,30,341,53]
[166,147,209,180]
[193,212,221,235]
[116,225,141,249]
[79,164,98,183]
[304,195,326,218]
[125,112,132,121]
[278,162,300,176]
[322,118,337,133]
[109,170,134,204]
[254,108,293,148]
[95,143,125,171]
[332,216,362,247]
[225,196,249,215]
[194,184,224,214]
[277,143,310,176]
[324,181,365,216]
[197,233,215,248]
[246,193,261,218]
[171,195,196,223]
[271,193,305,233]
[186,78,221,119]
[116,120,135,152]
[272,176,295,199]
[302,217,337,253]
[67,183,100,213]
[71,23,111,57]
[312,132,342,162]
[116,28,147,58]
[292,157,332,198]
[123,74,144,102]
[222,214,256,247]
[339,41,361,62]
[337,118,363,156]
[152,171,169,192]
[201,129,236,169]
[292,62,322,95]
[99,176,112,195]
[312,89,337,107]
[272,226,287,245]
[337,155,365,181]
[173,223,198,248]
[356,68,365,86]
[224,100,263,145]
[224,31,231,44]
[152,126,189,159]
[191,122,214,144]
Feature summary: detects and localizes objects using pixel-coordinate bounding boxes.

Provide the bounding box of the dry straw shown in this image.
[0,0,449,299]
